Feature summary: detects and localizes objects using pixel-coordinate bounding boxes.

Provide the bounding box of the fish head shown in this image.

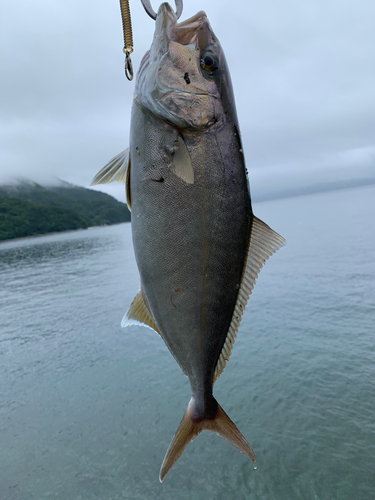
[136,2,237,131]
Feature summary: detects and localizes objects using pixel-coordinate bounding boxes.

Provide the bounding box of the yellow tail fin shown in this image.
[159,398,256,482]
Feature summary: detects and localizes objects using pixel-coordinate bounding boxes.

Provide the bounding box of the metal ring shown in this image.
[140,0,183,20]
[124,52,134,81]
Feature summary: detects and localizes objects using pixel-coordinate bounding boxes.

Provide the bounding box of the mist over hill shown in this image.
[0,178,130,241]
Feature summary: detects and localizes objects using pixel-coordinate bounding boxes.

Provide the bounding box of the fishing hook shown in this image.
[141,0,183,20]
[119,0,134,80]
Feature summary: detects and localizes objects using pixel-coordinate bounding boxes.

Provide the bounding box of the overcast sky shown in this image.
[1,0,375,201]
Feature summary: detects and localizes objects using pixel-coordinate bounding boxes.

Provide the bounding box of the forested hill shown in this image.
[0,179,131,241]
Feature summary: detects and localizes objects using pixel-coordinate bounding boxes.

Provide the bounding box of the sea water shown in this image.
[0,185,374,500]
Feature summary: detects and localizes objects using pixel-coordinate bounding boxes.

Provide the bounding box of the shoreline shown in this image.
[0,222,130,245]
[2,182,373,245]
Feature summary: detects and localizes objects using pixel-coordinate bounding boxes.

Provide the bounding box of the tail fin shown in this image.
[159,398,256,482]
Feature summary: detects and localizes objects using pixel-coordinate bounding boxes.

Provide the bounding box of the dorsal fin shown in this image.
[121,289,160,335]
[91,148,131,210]
[214,216,285,382]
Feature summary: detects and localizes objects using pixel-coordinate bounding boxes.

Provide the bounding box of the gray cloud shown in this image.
[1,0,375,198]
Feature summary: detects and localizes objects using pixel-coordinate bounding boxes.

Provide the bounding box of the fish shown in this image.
[92,2,285,482]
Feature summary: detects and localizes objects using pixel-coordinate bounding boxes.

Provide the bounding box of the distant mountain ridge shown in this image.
[0,179,131,241]
[2,175,373,241]
[252,177,375,203]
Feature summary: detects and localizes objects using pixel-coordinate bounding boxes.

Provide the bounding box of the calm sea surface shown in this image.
[1,186,374,500]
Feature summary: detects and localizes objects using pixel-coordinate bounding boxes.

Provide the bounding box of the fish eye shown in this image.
[200,52,218,73]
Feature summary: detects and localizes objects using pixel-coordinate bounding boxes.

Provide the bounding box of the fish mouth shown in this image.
[137,3,222,131]
[152,3,213,97]
[138,3,209,74]
[157,2,208,47]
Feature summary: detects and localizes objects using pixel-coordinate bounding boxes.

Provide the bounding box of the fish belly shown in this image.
[130,104,252,392]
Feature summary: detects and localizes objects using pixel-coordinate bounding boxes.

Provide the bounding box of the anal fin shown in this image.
[121,290,160,335]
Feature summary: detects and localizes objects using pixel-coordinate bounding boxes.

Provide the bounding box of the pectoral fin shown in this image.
[121,290,160,335]
[214,216,285,381]
[171,135,194,184]
[91,148,131,210]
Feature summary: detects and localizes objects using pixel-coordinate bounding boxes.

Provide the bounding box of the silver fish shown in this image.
[92,2,285,482]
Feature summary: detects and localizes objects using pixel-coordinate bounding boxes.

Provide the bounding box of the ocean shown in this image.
[0,185,374,500]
